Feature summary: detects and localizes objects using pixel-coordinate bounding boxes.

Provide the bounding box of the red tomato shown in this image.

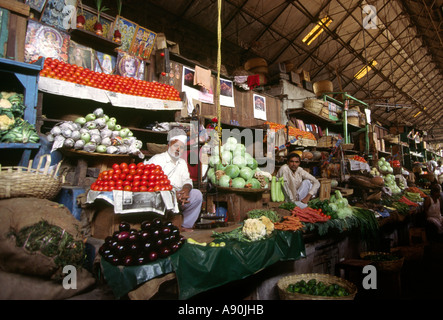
[166,185,173,191]
[133,175,141,181]
[160,186,166,191]
[132,180,141,188]
[129,163,137,170]
[123,180,131,187]
[123,185,132,191]
[90,183,97,190]
[141,180,148,187]
[141,175,148,181]
[129,169,136,175]
[126,174,133,181]
[148,174,156,181]
[147,187,154,192]
[115,185,123,190]
[120,162,128,170]
[154,186,161,192]
[112,163,120,171]
[108,180,115,187]
[132,186,140,192]
[143,169,151,176]
[136,162,145,168]
[102,186,109,192]
[120,173,127,181]
[112,174,120,181]
[136,168,144,175]
[108,186,115,191]
[122,168,129,174]
[116,180,124,187]
[97,186,104,191]
[114,169,122,175]
[139,186,148,192]
[148,181,155,187]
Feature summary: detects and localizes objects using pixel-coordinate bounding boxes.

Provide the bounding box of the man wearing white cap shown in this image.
[145,128,202,231]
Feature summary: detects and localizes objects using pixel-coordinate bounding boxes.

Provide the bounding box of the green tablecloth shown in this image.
[102,230,305,299]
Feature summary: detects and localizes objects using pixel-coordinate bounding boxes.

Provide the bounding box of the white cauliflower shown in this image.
[242,218,267,241]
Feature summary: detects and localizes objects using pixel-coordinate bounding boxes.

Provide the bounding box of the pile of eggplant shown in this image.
[47,108,144,158]
[99,219,185,266]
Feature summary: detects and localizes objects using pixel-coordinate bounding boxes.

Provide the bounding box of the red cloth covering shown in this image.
[247,75,260,89]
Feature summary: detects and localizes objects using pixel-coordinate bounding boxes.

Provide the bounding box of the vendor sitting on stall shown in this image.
[145,128,202,232]
[276,151,320,204]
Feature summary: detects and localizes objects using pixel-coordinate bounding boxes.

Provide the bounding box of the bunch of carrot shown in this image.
[290,206,331,223]
[274,215,303,231]
[398,196,419,207]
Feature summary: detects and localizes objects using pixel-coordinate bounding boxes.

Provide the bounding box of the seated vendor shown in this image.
[145,128,202,232]
[276,151,320,204]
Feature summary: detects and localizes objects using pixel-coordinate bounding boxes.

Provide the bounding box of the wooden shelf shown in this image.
[70,28,120,55]
[285,108,336,128]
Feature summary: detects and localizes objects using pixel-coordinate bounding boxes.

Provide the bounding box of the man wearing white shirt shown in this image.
[145,128,202,231]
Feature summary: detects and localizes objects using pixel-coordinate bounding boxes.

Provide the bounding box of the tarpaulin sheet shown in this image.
[101,230,305,299]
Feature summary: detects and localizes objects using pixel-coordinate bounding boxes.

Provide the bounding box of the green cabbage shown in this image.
[233,155,247,168]
[221,151,232,165]
[218,175,232,187]
[246,178,261,189]
[225,164,240,178]
[240,167,254,181]
[232,177,246,188]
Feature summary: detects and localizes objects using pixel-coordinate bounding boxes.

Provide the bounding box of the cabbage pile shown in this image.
[377,157,401,194]
[206,137,269,189]
[47,108,144,158]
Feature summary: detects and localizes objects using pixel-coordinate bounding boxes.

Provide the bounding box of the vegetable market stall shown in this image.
[100,229,305,300]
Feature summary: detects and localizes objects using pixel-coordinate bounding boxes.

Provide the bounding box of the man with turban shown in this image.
[145,128,202,231]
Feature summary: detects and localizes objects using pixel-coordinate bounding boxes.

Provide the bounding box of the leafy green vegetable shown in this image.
[247,209,280,223]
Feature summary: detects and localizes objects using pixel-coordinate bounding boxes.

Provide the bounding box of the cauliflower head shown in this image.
[242,218,267,241]
[259,216,275,235]
[0,114,15,130]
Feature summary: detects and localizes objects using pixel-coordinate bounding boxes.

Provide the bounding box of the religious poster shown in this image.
[24,20,70,63]
[129,26,157,61]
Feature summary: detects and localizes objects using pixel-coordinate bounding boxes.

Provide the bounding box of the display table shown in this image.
[207,187,268,222]
[101,230,305,299]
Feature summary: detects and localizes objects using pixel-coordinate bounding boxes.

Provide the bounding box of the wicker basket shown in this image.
[278,273,357,300]
[360,251,404,272]
[0,155,64,200]
[304,99,325,115]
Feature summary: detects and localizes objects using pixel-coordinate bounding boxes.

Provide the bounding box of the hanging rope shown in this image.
[216,0,222,152]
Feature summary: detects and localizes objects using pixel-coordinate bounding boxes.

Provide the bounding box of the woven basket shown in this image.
[348,116,360,126]
[360,251,404,272]
[304,99,324,115]
[278,273,357,300]
[0,155,64,200]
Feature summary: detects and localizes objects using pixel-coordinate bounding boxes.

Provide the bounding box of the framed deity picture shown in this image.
[40,0,78,31]
[116,52,144,80]
[112,15,138,53]
[94,51,116,74]
[129,26,157,61]
[78,4,115,39]
[25,0,48,13]
[24,19,70,63]
[68,40,94,70]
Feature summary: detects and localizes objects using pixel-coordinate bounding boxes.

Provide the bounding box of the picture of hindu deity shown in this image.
[24,20,70,63]
[113,16,138,53]
[129,26,157,61]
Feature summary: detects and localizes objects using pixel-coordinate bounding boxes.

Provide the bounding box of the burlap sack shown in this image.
[0,198,84,278]
[0,268,96,300]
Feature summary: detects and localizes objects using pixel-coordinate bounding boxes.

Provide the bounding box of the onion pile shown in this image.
[99,219,185,266]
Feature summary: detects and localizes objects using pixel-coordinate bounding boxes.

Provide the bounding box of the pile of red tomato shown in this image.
[90,162,173,192]
[352,155,367,163]
[39,57,181,101]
